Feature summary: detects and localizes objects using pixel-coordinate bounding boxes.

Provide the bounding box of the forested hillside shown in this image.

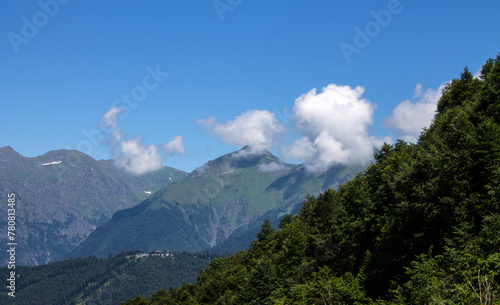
[123,56,500,304]
[0,251,222,305]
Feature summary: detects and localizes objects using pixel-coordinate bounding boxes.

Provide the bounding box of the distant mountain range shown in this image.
[0,146,363,266]
[0,146,187,266]
[69,146,362,259]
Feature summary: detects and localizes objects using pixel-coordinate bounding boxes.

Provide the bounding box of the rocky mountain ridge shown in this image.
[69,146,361,258]
[0,146,187,265]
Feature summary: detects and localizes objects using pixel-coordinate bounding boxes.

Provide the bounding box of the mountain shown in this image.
[0,147,187,265]
[121,55,500,305]
[69,146,361,259]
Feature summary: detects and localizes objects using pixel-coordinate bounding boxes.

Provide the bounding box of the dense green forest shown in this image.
[0,251,223,305]
[123,55,500,304]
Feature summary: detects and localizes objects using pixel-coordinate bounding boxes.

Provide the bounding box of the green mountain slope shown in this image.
[0,148,187,265]
[69,147,361,259]
[123,55,500,304]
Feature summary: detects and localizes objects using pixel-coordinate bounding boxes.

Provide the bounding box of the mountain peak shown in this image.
[233,145,273,157]
[0,146,22,160]
[0,145,14,151]
[192,146,280,177]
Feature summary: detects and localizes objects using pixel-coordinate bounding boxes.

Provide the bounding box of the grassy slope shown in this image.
[70,149,361,259]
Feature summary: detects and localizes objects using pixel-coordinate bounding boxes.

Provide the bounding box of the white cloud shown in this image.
[258,161,288,172]
[386,83,444,142]
[474,68,482,79]
[197,109,285,154]
[102,107,123,128]
[281,136,316,161]
[101,107,125,144]
[194,82,447,173]
[100,107,185,175]
[164,136,186,156]
[114,136,164,175]
[281,84,381,172]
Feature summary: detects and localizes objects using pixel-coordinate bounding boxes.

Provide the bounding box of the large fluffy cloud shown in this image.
[197,109,285,155]
[386,83,444,142]
[101,107,185,175]
[197,85,386,172]
[282,84,381,172]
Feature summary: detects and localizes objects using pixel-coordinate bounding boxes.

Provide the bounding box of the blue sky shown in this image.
[1,1,499,173]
